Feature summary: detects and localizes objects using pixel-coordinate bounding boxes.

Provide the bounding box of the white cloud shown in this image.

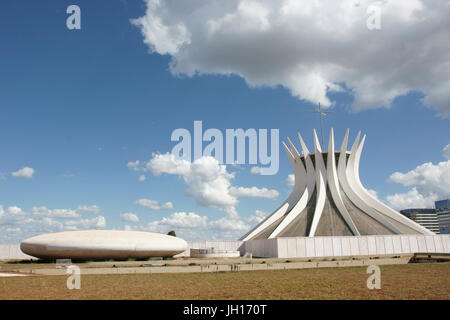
[443,143,450,160]
[140,153,279,217]
[386,187,436,210]
[132,0,450,115]
[367,189,378,199]
[11,167,34,179]
[387,144,450,209]
[229,186,279,199]
[124,210,249,240]
[120,212,140,223]
[146,152,191,176]
[127,160,141,171]
[250,166,261,174]
[138,174,146,182]
[208,216,249,232]
[64,216,107,229]
[285,174,295,187]
[94,216,107,228]
[76,205,102,214]
[247,209,268,225]
[127,153,279,238]
[32,206,81,219]
[145,153,238,213]
[160,212,208,228]
[135,198,174,210]
[6,206,23,215]
[0,204,107,243]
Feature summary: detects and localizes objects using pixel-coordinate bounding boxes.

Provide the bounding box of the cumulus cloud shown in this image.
[367,189,378,199]
[145,153,237,213]
[135,198,174,210]
[120,212,140,223]
[138,175,147,182]
[128,153,279,238]
[127,160,141,171]
[285,174,295,187]
[138,153,279,216]
[208,216,249,232]
[31,206,80,219]
[127,211,249,240]
[64,216,106,230]
[386,187,436,210]
[132,0,450,115]
[443,143,450,160]
[250,166,261,175]
[11,167,34,179]
[160,212,208,228]
[6,206,22,215]
[76,205,102,214]
[229,186,279,199]
[0,204,107,243]
[247,209,268,225]
[387,144,450,209]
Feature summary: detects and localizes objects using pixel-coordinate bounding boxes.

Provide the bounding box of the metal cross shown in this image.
[307,103,333,147]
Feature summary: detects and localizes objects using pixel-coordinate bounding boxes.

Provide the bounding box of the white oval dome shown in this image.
[20,230,187,260]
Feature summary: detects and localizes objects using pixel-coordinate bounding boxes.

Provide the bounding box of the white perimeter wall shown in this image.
[244,234,450,258]
[0,244,36,260]
[175,241,245,257]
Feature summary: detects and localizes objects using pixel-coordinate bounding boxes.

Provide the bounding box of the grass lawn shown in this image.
[0,263,449,300]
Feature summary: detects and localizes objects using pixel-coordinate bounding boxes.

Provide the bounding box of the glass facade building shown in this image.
[400,209,440,234]
[435,199,450,234]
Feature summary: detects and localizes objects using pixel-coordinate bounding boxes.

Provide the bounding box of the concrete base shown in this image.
[243,234,450,258]
[190,248,240,258]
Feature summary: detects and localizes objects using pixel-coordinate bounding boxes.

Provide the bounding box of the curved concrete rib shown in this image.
[351,136,434,235]
[308,130,327,237]
[240,128,435,241]
[341,131,401,234]
[286,139,307,195]
[297,132,316,206]
[239,142,304,241]
[287,136,300,158]
[268,134,316,238]
[286,137,307,193]
[327,128,360,235]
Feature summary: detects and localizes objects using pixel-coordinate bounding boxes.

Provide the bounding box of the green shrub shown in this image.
[167,230,176,237]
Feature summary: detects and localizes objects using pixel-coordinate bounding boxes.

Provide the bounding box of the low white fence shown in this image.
[175,241,245,257]
[244,234,450,258]
[0,244,35,260]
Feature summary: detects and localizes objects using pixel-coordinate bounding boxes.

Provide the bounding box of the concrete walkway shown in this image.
[0,273,27,277]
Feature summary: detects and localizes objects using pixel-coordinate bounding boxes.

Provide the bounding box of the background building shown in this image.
[435,199,450,234]
[400,209,440,234]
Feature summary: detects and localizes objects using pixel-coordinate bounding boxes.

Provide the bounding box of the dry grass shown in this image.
[0,263,449,300]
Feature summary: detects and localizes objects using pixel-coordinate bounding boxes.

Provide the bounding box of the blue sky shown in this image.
[0,0,449,242]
